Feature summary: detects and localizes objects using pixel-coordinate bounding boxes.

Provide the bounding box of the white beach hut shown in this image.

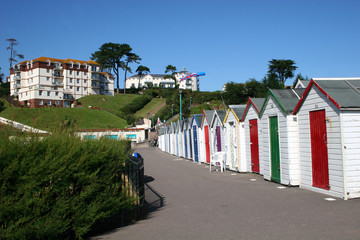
[223,105,247,172]
[293,78,360,199]
[259,88,304,186]
[241,98,265,174]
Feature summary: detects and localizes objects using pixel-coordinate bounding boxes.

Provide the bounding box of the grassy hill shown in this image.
[134,98,166,119]
[78,94,142,117]
[0,100,127,131]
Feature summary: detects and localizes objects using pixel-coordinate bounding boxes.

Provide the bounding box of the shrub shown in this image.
[0,131,136,239]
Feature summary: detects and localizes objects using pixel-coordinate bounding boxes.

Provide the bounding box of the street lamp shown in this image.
[179,89,183,120]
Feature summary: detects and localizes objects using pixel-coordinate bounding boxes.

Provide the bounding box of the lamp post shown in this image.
[179,89,183,120]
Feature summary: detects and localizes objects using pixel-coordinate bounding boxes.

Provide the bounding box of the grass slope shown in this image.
[0,100,127,131]
[79,94,142,116]
[134,98,166,119]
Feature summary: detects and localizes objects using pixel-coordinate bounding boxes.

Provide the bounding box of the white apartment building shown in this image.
[125,68,199,91]
[9,57,114,108]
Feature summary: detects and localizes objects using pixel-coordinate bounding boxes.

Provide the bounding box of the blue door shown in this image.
[193,126,198,162]
[189,129,193,159]
[184,131,188,158]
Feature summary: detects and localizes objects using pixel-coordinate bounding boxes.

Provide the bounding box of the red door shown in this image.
[310,110,329,190]
[249,119,260,173]
[204,125,210,163]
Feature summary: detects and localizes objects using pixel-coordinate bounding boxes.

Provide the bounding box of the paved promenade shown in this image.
[93,146,360,240]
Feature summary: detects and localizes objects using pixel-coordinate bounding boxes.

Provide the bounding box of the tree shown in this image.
[267,59,297,88]
[135,65,150,89]
[262,72,282,89]
[123,53,141,94]
[6,38,24,69]
[0,67,4,83]
[292,73,309,88]
[91,43,137,94]
[164,65,178,88]
[245,78,267,98]
[223,82,247,105]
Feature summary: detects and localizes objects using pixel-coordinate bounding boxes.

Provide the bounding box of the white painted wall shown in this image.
[342,111,360,199]
[297,86,344,198]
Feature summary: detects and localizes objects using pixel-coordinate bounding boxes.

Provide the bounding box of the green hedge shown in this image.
[0,131,136,239]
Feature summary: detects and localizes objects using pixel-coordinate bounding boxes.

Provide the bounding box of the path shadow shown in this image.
[88,175,164,239]
[144,178,165,214]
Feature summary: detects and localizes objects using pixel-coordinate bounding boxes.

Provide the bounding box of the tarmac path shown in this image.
[93,146,360,240]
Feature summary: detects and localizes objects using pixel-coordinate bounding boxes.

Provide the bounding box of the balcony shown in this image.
[53,70,63,78]
[13,83,21,89]
[53,64,63,70]
[53,80,63,86]
[91,80,100,88]
[13,67,21,72]
[91,73,101,81]
[13,75,21,80]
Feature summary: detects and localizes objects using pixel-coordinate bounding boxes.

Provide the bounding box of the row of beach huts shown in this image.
[157,78,360,200]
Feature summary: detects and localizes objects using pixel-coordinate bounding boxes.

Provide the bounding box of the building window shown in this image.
[39,90,42,96]
[70,70,72,75]
[84,80,87,83]
[84,72,87,76]
[39,100,43,105]
[77,87,79,91]
[77,71,79,76]
[47,100,51,105]
[77,79,79,84]
[84,87,87,91]
[46,77,49,81]
[47,91,50,96]
[47,69,49,73]
[70,86,73,89]
[91,66,97,72]
[69,78,72,83]
[55,101,59,105]
[55,92,59,96]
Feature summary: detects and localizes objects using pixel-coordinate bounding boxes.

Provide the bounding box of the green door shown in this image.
[269,116,280,183]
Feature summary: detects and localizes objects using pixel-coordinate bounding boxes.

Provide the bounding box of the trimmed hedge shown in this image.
[0,131,136,239]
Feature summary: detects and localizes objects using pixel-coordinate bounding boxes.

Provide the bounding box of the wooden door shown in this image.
[216,126,222,152]
[204,125,210,163]
[249,119,260,173]
[310,110,329,190]
[193,126,199,162]
[269,116,280,183]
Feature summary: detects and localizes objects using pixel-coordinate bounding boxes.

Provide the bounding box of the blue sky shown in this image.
[1,0,359,91]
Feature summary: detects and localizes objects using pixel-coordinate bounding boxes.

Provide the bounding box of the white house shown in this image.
[125,68,199,91]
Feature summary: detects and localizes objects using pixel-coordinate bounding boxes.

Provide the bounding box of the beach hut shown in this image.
[241,98,265,174]
[293,78,360,199]
[191,114,203,163]
[201,110,215,164]
[170,122,177,155]
[186,118,193,159]
[210,109,227,154]
[177,120,184,157]
[259,88,305,185]
[165,125,170,153]
[223,105,247,172]
[198,117,206,163]
[158,127,166,151]
[182,118,189,158]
